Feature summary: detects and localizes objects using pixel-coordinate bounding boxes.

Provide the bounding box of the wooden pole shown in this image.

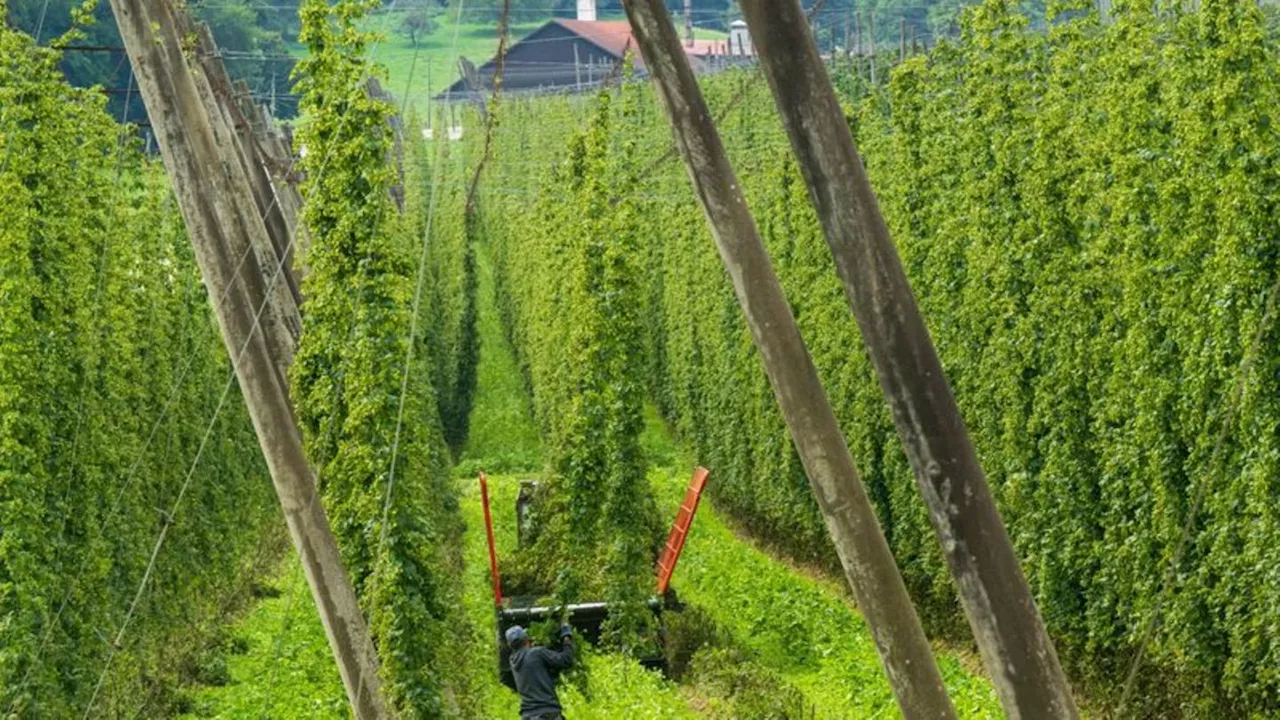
[106,0,388,716]
[188,24,300,381]
[205,49,304,327]
[618,1,957,718]
[254,113,307,281]
[737,3,1080,718]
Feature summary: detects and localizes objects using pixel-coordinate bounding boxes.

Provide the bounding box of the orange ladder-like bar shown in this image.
[656,467,709,595]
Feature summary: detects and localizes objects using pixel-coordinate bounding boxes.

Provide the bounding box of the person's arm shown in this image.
[543,626,575,670]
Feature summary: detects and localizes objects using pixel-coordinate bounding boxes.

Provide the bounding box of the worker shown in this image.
[506,623,575,720]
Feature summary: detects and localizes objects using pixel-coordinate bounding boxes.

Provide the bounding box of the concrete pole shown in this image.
[684,0,693,47]
[574,42,582,92]
[855,11,862,76]
[737,2,1080,718]
[869,13,877,84]
[899,16,906,62]
[106,0,388,715]
[619,1,957,718]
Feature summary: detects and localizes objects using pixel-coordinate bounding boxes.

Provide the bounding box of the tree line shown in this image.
[4,0,300,123]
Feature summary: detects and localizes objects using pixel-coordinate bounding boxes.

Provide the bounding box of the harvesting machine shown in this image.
[479,467,709,690]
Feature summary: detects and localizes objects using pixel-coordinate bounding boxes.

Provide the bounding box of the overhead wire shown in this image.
[76,60,313,712]
[32,0,54,44]
[78,233,286,719]
[638,0,832,173]
[1,57,188,716]
[15,0,455,711]
[30,0,1242,711]
[8,111,291,714]
[178,1,940,14]
[54,51,135,520]
[76,77,312,705]
[78,196,301,716]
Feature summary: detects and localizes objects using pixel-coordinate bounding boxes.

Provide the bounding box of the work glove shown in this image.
[558,624,573,639]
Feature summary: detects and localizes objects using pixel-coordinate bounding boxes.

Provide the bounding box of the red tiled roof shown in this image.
[549,19,736,68]
[552,19,639,60]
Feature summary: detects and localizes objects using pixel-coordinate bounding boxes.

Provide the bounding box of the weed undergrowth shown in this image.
[659,464,1003,718]
[641,408,1003,719]
[179,557,346,718]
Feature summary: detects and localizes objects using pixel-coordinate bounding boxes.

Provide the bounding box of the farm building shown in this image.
[438,4,754,101]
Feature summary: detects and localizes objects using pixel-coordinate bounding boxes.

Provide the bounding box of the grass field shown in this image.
[365,12,543,115]
[456,239,542,476]
[651,463,1002,718]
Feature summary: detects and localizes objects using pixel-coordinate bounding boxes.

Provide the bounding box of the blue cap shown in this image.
[504,625,527,646]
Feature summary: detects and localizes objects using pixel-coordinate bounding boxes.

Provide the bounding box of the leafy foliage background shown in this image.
[472,0,1280,714]
[289,0,482,713]
[0,15,279,716]
[6,0,1280,714]
[480,77,665,649]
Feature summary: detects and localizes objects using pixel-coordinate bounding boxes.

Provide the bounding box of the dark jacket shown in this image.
[510,637,574,719]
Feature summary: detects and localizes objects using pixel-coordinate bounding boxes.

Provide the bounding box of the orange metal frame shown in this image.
[478,467,710,606]
[479,472,503,608]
